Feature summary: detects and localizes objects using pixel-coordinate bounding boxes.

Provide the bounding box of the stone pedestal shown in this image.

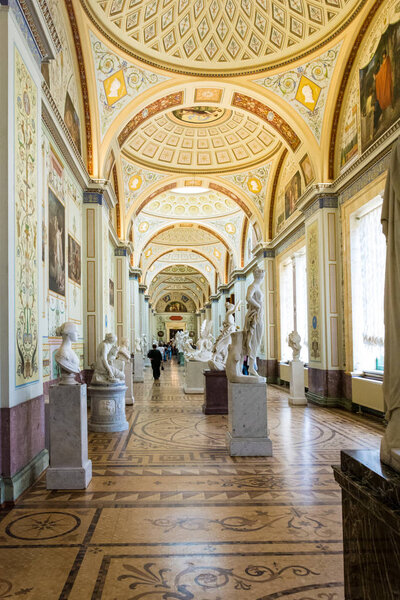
[333,450,400,600]
[203,370,228,414]
[179,352,185,366]
[289,359,307,406]
[144,355,151,368]
[226,381,272,456]
[46,384,92,489]
[124,359,134,405]
[133,354,144,383]
[88,383,129,432]
[184,359,208,394]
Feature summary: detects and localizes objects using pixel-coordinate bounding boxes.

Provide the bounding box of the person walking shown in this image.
[147,343,162,381]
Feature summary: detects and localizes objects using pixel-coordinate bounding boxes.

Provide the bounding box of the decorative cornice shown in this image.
[64,0,93,175]
[36,0,61,52]
[275,224,306,256]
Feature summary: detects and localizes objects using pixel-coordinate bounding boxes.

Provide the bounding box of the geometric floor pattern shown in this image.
[0,359,383,599]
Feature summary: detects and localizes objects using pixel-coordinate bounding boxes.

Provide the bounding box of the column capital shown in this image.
[139,284,147,294]
[114,244,132,257]
[129,268,142,280]
[83,180,117,211]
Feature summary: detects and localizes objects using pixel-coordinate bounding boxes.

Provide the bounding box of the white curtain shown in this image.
[280,260,294,361]
[351,200,386,371]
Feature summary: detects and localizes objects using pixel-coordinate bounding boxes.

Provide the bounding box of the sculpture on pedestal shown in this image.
[380,136,400,473]
[191,320,214,362]
[288,330,301,360]
[141,334,148,353]
[55,322,81,385]
[181,331,196,360]
[92,333,125,385]
[117,337,130,362]
[209,300,241,371]
[225,268,266,384]
[134,337,142,353]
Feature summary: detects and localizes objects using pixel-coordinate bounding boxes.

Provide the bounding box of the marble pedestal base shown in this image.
[203,370,228,414]
[133,354,144,383]
[144,356,151,368]
[88,383,128,432]
[124,360,134,405]
[46,384,92,489]
[289,359,307,406]
[184,359,208,394]
[333,450,400,600]
[179,352,185,366]
[226,381,272,456]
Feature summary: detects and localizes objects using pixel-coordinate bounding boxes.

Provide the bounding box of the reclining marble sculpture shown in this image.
[226,267,266,384]
[55,321,81,385]
[209,300,241,371]
[190,320,214,362]
[92,333,125,385]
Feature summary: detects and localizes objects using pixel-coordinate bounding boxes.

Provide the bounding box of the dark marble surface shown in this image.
[203,370,228,414]
[308,367,343,398]
[257,358,278,382]
[333,449,400,600]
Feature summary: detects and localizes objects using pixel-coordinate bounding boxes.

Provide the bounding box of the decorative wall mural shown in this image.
[165,301,187,313]
[254,43,342,143]
[284,171,302,219]
[90,32,169,139]
[222,165,271,214]
[300,155,315,187]
[15,48,39,386]
[307,221,321,362]
[68,235,81,285]
[48,189,66,296]
[64,92,81,153]
[122,159,166,215]
[359,20,400,152]
[172,106,225,124]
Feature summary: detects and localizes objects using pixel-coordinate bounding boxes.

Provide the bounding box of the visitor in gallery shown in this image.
[147,343,163,381]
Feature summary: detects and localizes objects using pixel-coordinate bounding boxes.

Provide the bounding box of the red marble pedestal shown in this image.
[203,370,228,415]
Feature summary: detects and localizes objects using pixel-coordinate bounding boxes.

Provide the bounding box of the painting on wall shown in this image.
[68,234,81,285]
[109,279,114,307]
[172,106,225,124]
[284,171,302,219]
[340,104,358,168]
[64,92,81,154]
[165,301,187,313]
[359,19,400,152]
[48,188,65,297]
[300,155,315,187]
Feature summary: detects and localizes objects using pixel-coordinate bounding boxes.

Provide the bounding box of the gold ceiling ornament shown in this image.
[80,0,363,76]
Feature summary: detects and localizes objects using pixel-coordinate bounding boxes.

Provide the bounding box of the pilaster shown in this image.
[263,250,278,382]
[114,246,131,344]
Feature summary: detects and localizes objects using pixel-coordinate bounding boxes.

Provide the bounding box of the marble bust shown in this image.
[288,331,301,361]
[117,337,130,362]
[135,337,142,353]
[92,333,125,385]
[55,322,80,385]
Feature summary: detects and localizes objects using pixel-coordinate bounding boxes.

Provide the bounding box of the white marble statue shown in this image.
[288,330,301,361]
[134,337,142,353]
[243,268,265,377]
[141,334,148,354]
[117,337,130,362]
[55,322,80,385]
[380,136,400,472]
[182,331,196,360]
[92,333,125,385]
[191,320,214,362]
[209,300,241,371]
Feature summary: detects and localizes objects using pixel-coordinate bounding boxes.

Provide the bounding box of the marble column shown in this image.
[210,296,220,339]
[129,269,141,351]
[263,250,278,382]
[114,246,132,345]
[303,197,344,407]
[233,274,247,329]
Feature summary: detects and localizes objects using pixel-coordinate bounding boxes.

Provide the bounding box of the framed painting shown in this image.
[109,279,114,307]
[300,154,315,187]
[64,92,81,154]
[48,188,65,296]
[284,171,302,219]
[68,234,81,285]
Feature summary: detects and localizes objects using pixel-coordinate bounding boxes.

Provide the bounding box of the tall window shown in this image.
[280,250,308,362]
[350,196,386,372]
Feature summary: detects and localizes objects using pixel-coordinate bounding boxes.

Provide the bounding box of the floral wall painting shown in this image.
[64,92,81,154]
[109,279,114,307]
[300,155,315,187]
[359,19,400,152]
[15,48,39,386]
[48,189,66,297]
[68,234,81,285]
[284,171,302,219]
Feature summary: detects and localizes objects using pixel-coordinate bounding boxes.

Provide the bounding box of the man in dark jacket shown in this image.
[147,344,162,380]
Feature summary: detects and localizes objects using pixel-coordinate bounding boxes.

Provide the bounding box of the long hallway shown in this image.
[0,360,383,599]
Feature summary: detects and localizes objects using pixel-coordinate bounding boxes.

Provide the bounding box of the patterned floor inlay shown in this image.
[1,360,383,599]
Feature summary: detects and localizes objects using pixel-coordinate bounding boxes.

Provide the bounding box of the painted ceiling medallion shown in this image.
[172,106,226,125]
[80,0,362,76]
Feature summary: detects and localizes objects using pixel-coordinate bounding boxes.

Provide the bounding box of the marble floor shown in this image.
[0,360,384,599]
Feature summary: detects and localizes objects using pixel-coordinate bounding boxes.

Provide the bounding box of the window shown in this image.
[350,196,386,372]
[280,250,308,362]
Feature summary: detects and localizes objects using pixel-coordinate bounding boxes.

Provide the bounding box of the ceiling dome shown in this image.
[81,0,362,76]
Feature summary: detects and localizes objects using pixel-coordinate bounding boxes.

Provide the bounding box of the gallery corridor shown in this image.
[0,361,383,599]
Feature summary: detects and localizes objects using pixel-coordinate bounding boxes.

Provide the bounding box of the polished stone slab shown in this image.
[183,359,208,394]
[226,381,272,456]
[203,369,228,414]
[333,449,400,600]
[46,384,92,489]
